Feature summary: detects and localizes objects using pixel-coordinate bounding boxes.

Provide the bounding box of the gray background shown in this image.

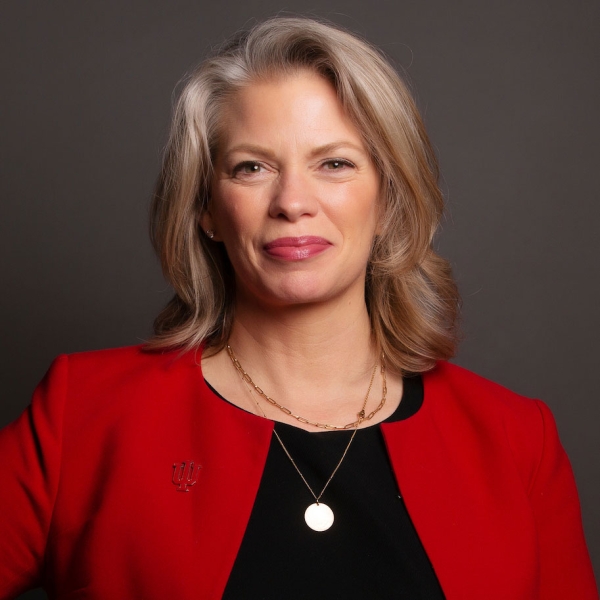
[1,0,598,597]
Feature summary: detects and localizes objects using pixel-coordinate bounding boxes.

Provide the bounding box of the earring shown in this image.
[205,230,214,240]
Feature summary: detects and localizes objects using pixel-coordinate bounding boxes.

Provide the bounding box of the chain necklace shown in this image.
[226,345,387,430]
[226,345,385,531]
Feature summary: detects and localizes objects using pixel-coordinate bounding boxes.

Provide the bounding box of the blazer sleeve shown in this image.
[530,400,598,599]
[0,355,68,599]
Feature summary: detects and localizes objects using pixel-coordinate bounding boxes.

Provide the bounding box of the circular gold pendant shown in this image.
[304,503,334,531]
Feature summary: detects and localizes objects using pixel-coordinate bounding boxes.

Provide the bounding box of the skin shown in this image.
[201,71,402,429]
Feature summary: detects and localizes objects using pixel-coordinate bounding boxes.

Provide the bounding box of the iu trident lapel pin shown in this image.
[172,460,202,492]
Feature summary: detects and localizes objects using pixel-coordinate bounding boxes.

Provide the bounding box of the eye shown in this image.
[322,159,355,171]
[231,161,265,178]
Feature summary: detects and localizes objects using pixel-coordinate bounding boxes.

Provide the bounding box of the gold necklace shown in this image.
[226,345,383,531]
[226,345,387,430]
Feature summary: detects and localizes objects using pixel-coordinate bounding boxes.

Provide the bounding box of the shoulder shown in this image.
[62,343,196,371]
[421,361,557,486]
[39,344,206,423]
[423,360,544,420]
[51,344,201,388]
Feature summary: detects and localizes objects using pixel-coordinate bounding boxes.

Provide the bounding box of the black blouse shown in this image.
[208,376,445,599]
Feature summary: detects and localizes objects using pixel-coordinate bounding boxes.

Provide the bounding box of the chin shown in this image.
[246,278,328,307]
[271,288,329,307]
[240,269,366,309]
[268,281,360,309]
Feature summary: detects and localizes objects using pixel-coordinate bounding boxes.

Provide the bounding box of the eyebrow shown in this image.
[308,141,366,158]
[222,144,277,161]
[221,141,367,161]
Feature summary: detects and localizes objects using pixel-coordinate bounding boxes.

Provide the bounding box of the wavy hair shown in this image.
[148,16,460,373]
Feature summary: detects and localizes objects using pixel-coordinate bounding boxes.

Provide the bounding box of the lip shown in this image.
[263,236,332,260]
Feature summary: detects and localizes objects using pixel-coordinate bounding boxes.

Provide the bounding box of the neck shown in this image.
[231,293,375,377]
[218,292,380,425]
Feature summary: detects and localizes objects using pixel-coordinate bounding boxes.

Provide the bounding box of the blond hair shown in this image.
[148,16,460,373]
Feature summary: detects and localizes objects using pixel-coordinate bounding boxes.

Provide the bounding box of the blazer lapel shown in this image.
[381,367,538,599]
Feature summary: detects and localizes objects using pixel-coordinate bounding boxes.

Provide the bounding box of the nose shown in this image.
[268,170,318,221]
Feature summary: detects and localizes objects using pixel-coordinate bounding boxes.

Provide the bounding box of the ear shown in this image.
[373,203,384,238]
[199,210,220,241]
[199,210,212,232]
[374,215,383,238]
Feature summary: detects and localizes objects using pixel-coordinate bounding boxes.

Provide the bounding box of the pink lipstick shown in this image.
[263,236,332,260]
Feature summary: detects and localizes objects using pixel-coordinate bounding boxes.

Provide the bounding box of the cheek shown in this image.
[345,184,380,236]
[211,189,245,233]
[363,182,382,235]
[211,194,261,263]
[212,181,266,229]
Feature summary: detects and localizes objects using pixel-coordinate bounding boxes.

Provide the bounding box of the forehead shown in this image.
[215,71,366,152]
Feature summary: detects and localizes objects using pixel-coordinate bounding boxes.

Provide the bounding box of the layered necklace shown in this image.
[226,345,387,531]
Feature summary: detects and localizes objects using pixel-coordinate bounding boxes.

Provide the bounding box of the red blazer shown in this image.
[0,346,597,599]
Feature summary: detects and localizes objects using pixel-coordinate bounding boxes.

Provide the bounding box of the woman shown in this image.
[0,17,596,600]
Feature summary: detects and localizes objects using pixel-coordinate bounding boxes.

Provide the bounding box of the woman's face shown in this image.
[203,71,380,309]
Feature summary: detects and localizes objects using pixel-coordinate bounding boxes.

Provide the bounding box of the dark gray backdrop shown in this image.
[2,1,598,597]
